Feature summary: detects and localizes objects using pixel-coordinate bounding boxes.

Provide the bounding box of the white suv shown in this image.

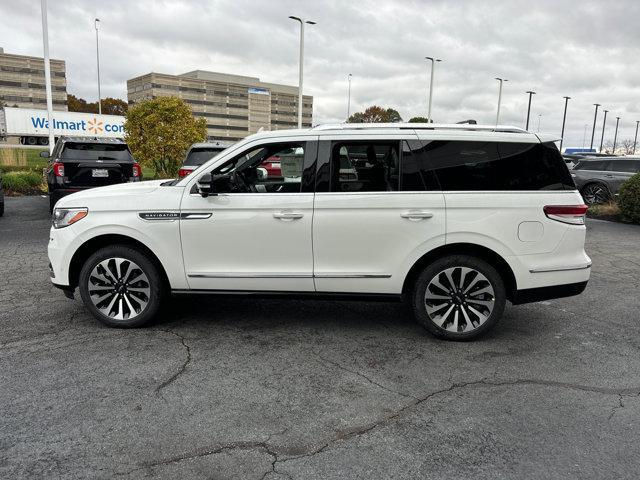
[48,123,591,340]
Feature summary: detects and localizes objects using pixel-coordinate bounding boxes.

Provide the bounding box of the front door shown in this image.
[180,138,317,291]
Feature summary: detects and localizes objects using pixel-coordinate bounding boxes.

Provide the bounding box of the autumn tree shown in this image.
[347,105,403,123]
[67,94,128,115]
[124,96,207,178]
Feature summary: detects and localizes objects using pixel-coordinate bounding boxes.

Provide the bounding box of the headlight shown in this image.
[52,207,88,229]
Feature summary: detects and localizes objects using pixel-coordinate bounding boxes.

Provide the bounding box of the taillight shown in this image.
[132,163,142,177]
[53,162,64,177]
[544,205,588,225]
[178,167,193,178]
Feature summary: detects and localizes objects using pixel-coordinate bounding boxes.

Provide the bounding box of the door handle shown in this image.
[273,211,304,220]
[604,174,614,178]
[400,211,434,220]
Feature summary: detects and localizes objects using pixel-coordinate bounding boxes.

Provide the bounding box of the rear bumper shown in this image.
[511,281,588,305]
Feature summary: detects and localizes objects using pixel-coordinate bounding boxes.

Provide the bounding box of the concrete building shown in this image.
[0,47,67,110]
[127,70,312,141]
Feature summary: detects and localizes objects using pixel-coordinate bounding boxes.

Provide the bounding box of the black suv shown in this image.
[44,137,141,212]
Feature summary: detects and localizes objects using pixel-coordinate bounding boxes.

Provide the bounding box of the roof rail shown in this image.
[312,123,528,133]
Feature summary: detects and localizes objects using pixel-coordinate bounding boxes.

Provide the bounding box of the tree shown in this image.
[347,105,403,123]
[101,97,128,115]
[67,94,127,115]
[408,116,430,123]
[124,96,207,178]
[603,139,635,155]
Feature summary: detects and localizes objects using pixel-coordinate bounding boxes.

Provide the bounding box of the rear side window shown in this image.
[184,147,225,166]
[608,159,640,173]
[60,143,133,162]
[423,140,573,190]
[329,141,399,192]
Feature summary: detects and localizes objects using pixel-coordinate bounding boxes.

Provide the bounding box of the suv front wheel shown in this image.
[78,245,165,328]
[412,255,506,341]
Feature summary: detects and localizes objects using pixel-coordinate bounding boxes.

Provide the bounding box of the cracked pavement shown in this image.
[1,196,640,479]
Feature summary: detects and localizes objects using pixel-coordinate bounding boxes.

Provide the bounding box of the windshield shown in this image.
[61,143,133,162]
[184,148,225,166]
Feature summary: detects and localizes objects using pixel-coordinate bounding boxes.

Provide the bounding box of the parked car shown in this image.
[0,171,4,217]
[178,142,229,178]
[44,137,141,212]
[571,157,640,204]
[48,123,590,341]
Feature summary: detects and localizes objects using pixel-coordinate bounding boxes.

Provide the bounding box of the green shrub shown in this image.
[618,173,640,224]
[2,170,46,194]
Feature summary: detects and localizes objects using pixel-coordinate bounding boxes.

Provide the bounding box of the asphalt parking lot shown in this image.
[1,196,639,479]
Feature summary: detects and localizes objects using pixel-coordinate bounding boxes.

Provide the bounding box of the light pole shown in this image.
[599,109,608,153]
[425,57,441,123]
[495,77,508,126]
[590,103,600,150]
[537,114,542,133]
[346,73,352,121]
[613,116,620,154]
[95,18,102,115]
[560,96,570,152]
[634,120,639,155]
[289,16,316,129]
[40,0,54,152]
[525,91,535,130]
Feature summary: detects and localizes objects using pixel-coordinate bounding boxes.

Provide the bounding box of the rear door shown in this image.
[605,159,638,193]
[312,134,446,294]
[60,142,134,187]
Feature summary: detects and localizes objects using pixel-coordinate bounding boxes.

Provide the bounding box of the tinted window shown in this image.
[608,159,640,173]
[330,141,399,192]
[401,140,439,191]
[574,160,607,171]
[424,141,572,190]
[60,143,133,162]
[184,147,225,166]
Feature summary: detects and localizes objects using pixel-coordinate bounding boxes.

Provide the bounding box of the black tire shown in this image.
[49,191,59,213]
[78,245,165,328]
[0,200,4,217]
[412,255,506,341]
[581,182,611,205]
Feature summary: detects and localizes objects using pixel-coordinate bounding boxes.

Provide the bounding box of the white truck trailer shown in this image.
[0,107,125,145]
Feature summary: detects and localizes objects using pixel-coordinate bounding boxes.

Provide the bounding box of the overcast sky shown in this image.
[1,0,639,148]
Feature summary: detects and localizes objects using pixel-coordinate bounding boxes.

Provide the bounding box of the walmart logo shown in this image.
[30,115,124,134]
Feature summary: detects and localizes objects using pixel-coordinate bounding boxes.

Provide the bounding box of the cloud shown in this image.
[1,0,639,147]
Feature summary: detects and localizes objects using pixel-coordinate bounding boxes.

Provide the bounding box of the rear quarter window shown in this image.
[423,140,573,191]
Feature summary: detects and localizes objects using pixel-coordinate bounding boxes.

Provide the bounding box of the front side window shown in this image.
[210,142,305,193]
[330,141,399,192]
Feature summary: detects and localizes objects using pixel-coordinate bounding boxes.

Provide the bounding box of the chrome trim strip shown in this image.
[529,263,592,273]
[181,213,212,219]
[187,273,392,279]
[314,273,392,279]
[188,273,313,278]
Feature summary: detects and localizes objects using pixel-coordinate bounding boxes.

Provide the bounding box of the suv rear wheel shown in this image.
[412,255,506,341]
[581,182,611,205]
[78,245,165,328]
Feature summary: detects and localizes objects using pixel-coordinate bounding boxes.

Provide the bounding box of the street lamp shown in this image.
[560,96,570,152]
[425,57,441,123]
[634,120,639,155]
[613,116,620,154]
[346,73,352,122]
[590,103,600,150]
[495,77,508,126]
[95,18,102,115]
[40,0,54,152]
[289,16,316,129]
[599,109,609,153]
[525,91,536,130]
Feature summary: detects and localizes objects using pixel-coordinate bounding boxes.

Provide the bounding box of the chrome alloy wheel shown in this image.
[424,266,495,333]
[581,184,610,205]
[87,257,151,321]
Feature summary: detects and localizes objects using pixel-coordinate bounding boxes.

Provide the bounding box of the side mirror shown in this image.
[197,172,233,197]
[40,151,50,158]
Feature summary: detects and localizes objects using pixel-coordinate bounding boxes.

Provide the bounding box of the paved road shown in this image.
[1,196,639,479]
